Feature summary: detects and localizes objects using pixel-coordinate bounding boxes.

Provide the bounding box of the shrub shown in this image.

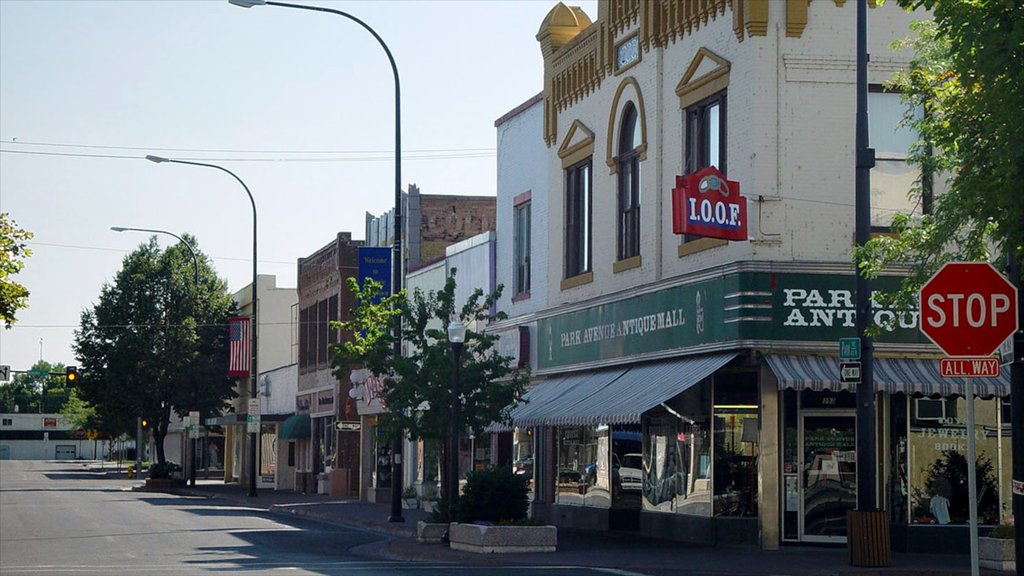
[402,486,418,499]
[453,465,529,524]
[988,524,1014,539]
[148,461,181,479]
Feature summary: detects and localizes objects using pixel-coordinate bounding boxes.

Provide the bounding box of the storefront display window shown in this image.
[713,372,759,517]
[373,427,392,489]
[642,382,712,516]
[512,428,534,496]
[555,425,606,507]
[897,394,1004,526]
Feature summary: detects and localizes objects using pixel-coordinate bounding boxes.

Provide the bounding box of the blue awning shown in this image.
[508,353,735,428]
[766,355,1009,398]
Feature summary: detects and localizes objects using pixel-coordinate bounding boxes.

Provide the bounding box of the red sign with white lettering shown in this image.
[939,357,1001,378]
[919,262,1018,357]
[671,167,748,241]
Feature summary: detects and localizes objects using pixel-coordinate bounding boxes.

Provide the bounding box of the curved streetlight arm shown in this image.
[230,0,406,522]
[111,226,199,287]
[145,152,261,498]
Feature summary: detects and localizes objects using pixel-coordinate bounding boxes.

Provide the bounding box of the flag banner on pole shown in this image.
[228,316,251,377]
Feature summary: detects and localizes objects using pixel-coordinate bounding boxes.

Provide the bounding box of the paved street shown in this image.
[0,460,644,576]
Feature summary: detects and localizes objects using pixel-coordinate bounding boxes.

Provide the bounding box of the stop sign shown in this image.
[919,262,1018,356]
[75,427,86,440]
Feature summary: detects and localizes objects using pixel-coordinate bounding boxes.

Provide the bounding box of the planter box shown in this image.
[403,498,419,509]
[416,521,448,543]
[979,537,1015,572]
[448,522,557,554]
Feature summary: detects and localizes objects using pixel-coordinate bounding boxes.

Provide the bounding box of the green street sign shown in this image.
[839,337,861,360]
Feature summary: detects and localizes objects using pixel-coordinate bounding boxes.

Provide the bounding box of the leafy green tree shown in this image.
[0,360,68,413]
[60,388,96,432]
[331,271,528,496]
[74,235,237,466]
[0,212,33,327]
[857,1,1023,310]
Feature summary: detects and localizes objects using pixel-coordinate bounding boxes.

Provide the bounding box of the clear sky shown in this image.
[0,0,598,374]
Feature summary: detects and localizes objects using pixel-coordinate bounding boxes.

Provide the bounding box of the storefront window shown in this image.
[373,426,392,489]
[555,426,605,507]
[713,372,759,517]
[512,428,535,497]
[902,395,1003,525]
[642,381,712,516]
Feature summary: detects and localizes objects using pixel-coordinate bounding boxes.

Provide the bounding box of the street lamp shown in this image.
[229,0,406,522]
[111,226,200,486]
[446,320,466,529]
[144,154,261,498]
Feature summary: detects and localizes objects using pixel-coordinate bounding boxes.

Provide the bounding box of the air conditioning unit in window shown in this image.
[913,398,957,424]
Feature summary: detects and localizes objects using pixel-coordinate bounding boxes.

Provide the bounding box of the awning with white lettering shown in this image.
[508,353,736,428]
[766,355,1009,398]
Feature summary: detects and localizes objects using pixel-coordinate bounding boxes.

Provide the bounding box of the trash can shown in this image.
[846,510,890,567]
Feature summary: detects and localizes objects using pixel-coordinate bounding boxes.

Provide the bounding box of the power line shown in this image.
[0,148,494,163]
[1,138,495,155]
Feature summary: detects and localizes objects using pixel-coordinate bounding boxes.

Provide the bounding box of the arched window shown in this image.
[617,103,641,261]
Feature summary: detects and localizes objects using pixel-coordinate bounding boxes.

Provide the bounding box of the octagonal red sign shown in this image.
[919,262,1018,357]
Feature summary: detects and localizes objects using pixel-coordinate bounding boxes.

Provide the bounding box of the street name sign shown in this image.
[919,262,1018,357]
[839,338,861,360]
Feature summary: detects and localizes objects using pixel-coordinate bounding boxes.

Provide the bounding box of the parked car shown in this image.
[618,453,643,492]
[513,457,534,476]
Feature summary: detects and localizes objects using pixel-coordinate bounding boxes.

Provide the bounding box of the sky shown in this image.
[0,0,598,375]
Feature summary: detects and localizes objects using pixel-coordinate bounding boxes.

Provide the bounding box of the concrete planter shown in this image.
[979,537,1015,572]
[422,500,438,514]
[416,521,448,543]
[448,522,557,554]
[403,498,419,509]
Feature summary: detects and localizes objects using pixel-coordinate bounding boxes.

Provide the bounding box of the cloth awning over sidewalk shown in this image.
[509,353,735,427]
[766,355,1009,398]
[278,414,311,439]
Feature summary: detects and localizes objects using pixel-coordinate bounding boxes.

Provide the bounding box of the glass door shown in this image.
[800,413,856,542]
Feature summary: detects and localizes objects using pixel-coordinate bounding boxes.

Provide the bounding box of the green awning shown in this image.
[279,414,311,439]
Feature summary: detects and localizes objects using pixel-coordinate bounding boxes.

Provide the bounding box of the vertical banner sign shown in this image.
[358,247,392,304]
[228,316,251,377]
[671,166,748,241]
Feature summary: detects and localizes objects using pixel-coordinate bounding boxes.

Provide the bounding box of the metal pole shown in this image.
[244,0,404,521]
[1007,255,1024,576]
[144,155,259,497]
[135,416,142,480]
[448,342,463,528]
[854,0,877,513]
[965,377,980,576]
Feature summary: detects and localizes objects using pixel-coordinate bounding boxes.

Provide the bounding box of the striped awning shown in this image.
[507,353,735,428]
[766,355,1009,398]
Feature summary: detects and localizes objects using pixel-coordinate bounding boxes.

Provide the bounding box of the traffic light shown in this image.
[65,366,78,386]
[141,418,149,429]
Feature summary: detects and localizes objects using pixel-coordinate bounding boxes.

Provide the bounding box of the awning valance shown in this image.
[766,355,1009,398]
[509,353,735,428]
[278,414,311,439]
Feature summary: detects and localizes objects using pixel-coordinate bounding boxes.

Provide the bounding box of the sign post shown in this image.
[920,262,1019,576]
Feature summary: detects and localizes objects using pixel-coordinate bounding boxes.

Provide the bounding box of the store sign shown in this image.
[671,167,748,241]
[537,270,932,370]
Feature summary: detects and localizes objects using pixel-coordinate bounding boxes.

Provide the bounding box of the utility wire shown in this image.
[0,148,493,162]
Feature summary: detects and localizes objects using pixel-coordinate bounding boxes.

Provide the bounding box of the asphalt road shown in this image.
[0,460,650,576]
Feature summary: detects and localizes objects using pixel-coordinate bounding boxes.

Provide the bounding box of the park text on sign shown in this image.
[671,166,748,241]
[940,357,1000,378]
[918,262,1018,357]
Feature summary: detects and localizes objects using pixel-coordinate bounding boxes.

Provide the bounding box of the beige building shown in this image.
[489,0,1006,556]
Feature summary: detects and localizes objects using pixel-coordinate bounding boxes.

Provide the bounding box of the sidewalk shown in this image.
[141,476,991,576]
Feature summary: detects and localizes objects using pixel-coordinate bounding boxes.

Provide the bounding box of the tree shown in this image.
[74,235,237,467]
[331,270,529,499]
[0,212,33,327]
[0,360,68,413]
[857,1,1023,309]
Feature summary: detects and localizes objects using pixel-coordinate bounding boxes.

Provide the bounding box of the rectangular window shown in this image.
[1,418,12,426]
[618,155,640,260]
[685,92,726,175]
[299,307,310,370]
[869,88,927,226]
[565,158,592,278]
[328,295,339,347]
[513,200,531,296]
[317,299,329,367]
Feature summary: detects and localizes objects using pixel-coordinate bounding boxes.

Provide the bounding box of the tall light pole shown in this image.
[144,154,261,498]
[230,0,405,522]
[446,320,466,531]
[111,226,200,486]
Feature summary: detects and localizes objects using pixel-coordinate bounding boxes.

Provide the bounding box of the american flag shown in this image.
[228,316,251,378]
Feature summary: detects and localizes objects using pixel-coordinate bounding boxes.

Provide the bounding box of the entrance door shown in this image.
[800,412,856,542]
